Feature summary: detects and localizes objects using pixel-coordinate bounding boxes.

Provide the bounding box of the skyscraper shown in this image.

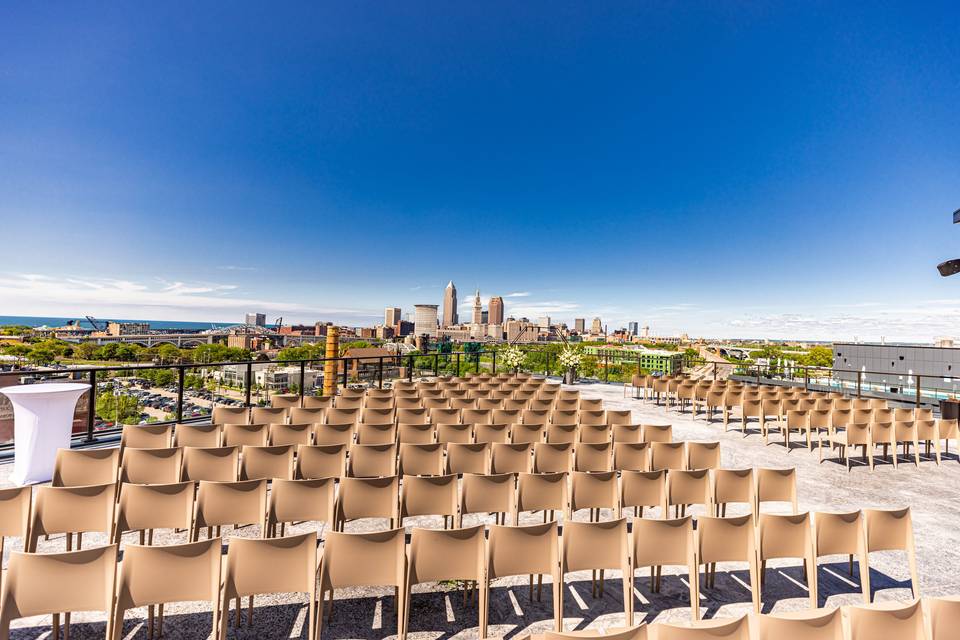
[488,296,504,325]
[385,307,402,327]
[574,318,586,333]
[442,281,458,327]
[245,313,266,327]
[591,317,603,334]
[414,304,439,337]
[628,321,639,336]
[472,289,483,324]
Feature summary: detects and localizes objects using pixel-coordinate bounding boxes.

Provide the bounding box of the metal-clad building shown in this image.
[832,342,960,394]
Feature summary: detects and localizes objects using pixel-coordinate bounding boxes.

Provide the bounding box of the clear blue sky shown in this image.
[2,2,959,341]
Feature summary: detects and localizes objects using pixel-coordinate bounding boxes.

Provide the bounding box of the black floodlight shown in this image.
[937,209,960,277]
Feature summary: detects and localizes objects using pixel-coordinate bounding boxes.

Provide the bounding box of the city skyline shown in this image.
[2,4,959,342]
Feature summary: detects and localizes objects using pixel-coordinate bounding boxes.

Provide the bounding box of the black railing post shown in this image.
[492,351,497,374]
[434,353,439,377]
[713,362,717,381]
[408,355,414,381]
[604,353,609,383]
[456,352,461,376]
[85,369,97,443]
[244,363,252,407]
[299,361,306,401]
[856,371,862,398]
[804,367,809,392]
[342,358,348,389]
[545,352,550,376]
[916,374,922,408]
[378,357,384,389]
[176,366,185,423]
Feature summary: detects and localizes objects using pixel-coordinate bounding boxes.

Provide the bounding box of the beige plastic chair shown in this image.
[400,474,459,528]
[398,443,445,476]
[864,507,919,601]
[463,408,493,424]
[651,441,685,471]
[813,511,870,603]
[523,409,551,424]
[113,538,222,640]
[251,406,287,425]
[348,443,397,477]
[437,423,473,444]
[696,515,760,612]
[667,469,712,518]
[296,444,347,479]
[755,467,798,514]
[220,532,319,639]
[303,396,334,410]
[241,445,295,481]
[0,486,31,558]
[755,607,843,640]
[363,397,395,412]
[552,410,578,426]
[446,443,491,475]
[398,423,436,444]
[630,516,699,621]
[493,409,521,424]
[336,475,399,530]
[936,418,959,458]
[614,442,650,472]
[847,599,925,640]
[325,407,360,424]
[825,422,873,470]
[546,423,579,444]
[213,406,250,425]
[756,513,817,608]
[28,483,116,552]
[516,472,568,522]
[492,443,533,474]
[355,422,397,445]
[712,468,755,518]
[575,442,613,472]
[460,473,516,526]
[313,422,355,447]
[484,521,562,635]
[569,471,620,521]
[534,442,574,473]
[621,469,668,519]
[397,408,429,424]
[740,399,762,434]
[579,424,613,444]
[893,420,921,467]
[0,544,117,640]
[267,477,336,538]
[685,441,721,470]
[181,446,240,482]
[653,615,750,639]
[52,448,119,487]
[223,423,269,448]
[561,518,631,618]
[175,422,223,448]
[120,423,174,453]
[579,398,603,411]
[642,424,673,443]
[475,423,511,444]
[578,410,607,426]
[613,424,643,444]
[927,596,960,640]
[405,526,486,637]
[607,410,633,426]
[270,393,301,411]
[424,398,453,411]
[512,422,547,444]
[192,479,268,540]
[269,422,312,447]
[870,422,897,468]
[120,446,183,484]
[334,396,363,411]
[290,407,326,425]
[114,481,194,545]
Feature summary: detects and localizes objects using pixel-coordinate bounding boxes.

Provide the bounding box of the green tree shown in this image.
[72,342,98,360]
[28,346,57,365]
[96,391,141,425]
[156,343,182,364]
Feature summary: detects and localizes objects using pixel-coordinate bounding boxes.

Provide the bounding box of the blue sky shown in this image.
[1,2,959,341]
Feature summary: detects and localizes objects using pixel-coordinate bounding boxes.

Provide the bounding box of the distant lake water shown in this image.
[0,315,236,332]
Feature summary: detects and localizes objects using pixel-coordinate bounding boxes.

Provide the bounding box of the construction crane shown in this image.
[274,317,283,332]
[85,315,106,331]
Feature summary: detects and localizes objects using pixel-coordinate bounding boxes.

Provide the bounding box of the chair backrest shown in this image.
[620,470,667,515]
[120,446,183,484]
[488,520,559,579]
[0,544,117,630]
[181,446,239,482]
[313,422,355,447]
[360,407,395,425]
[174,423,222,448]
[52,448,119,487]
[475,423,511,444]
[606,410,633,425]
[290,407,326,424]
[115,538,222,613]
[408,525,486,586]
[462,409,492,424]
[651,441,685,471]
[269,422,312,447]
[400,474,458,522]
[193,479,268,534]
[755,608,843,640]
[398,443,445,476]
[613,442,650,471]
[685,441,721,470]
[212,406,249,425]
[223,531,317,602]
[579,423,612,444]
[575,442,613,472]
[270,394,301,410]
[562,518,629,572]
[397,408,430,425]
[222,423,269,448]
[713,468,755,510]
[546,423,578,444]
[569,471,619,516]
[28,484,116,550]
[642,424,672,443]
[115,481,195,540]
[437,423,473,444]
[516,471,567,515]
[612,424,643,444]
[551,410,578,426]
[578,410,607,426]
[240,445,295,481]
[0,486,31,540]
[927,597,960,640]
[491,442,533,474]
[533,442,573,473]
[756,467,798,513]
[251,407,287,425]
[847,600,925,640]
[326,407,360,424]
[296,444,347,479]
[757,512,813,561]
[121,424,174,451]
[445,443,490,475]
[336,476,399,528]
[303,396,334,410]
[667,469,712,510]
[512,422,546,444]
[335,396,363,410]
[460,473,515,522]
[654,616,751,639]
[348,443,397,478]
[864,507,914,553]
[697,514,756,564]
[355,422,397,445]
[631,516,694,569]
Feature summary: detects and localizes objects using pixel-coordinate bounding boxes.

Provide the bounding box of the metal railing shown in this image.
[2,347,959,451]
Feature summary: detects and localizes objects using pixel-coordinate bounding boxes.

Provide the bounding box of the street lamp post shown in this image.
[937,209,960,276]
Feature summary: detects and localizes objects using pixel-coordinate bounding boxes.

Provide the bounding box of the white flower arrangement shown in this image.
[557,347,582,369]
[499,346,526,370]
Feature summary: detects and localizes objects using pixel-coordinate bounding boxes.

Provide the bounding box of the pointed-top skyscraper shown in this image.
[472,289,483,324]
[442,281,458,327]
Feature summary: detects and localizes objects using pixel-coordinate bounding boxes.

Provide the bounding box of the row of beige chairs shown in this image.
[218,401,618,425]
[0,509,924,639]
[130,421,673,451]
[819,420,960,470]
[521,597,955,640]
[269,386,583,409]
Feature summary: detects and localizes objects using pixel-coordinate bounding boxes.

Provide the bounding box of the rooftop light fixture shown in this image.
[937,209,960,276]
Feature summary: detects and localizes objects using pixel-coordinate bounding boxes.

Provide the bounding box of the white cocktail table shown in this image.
[0,382,91,485]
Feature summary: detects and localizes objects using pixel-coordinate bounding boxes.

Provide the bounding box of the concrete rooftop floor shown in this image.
[2,379,957,639]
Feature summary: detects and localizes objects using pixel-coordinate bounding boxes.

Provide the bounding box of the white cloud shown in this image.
[216,265,259,272]
[506,292,530,298]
